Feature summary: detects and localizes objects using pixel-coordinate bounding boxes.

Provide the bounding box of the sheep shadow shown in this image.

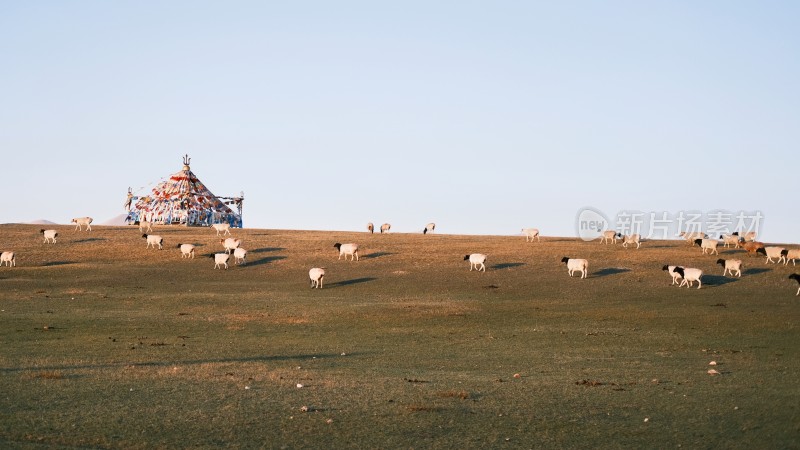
[247,256,287,267]
[362,252,393,259]
[251,247,285,254]
[73,237,107,243]
[491,262,526,270]
[701,275,739,287]
[593,268,631,278]
[42,261,74,267]
[328,277,377,288]
[744,267,771,276]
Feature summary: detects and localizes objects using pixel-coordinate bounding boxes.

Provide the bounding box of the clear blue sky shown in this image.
[1,1,798,242]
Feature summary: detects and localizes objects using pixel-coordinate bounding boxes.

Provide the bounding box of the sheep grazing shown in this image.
[720,233,742,248]
[674,267,703,289]
[424,223,436,235]
[694,238,719,255]
[756,246,785,264]
[561,257,588,279]
[221,238,241,254]
[662,265,684,285]
[137,220,153,233]
[211,223,232,236]
[521,228,540,242]
[142,234,163,250]
[367,222,374,234]
[177,243,195,259]
[464,253,487,272]
[622,234,641,249]
[1,251,15,267]
[211,253,230,269]
[40,229,58,244]
[309,268,326,289]
[716,258,742,277]
[599,230,620,245]
[742,241,765,257]
[789,274,800,296]
[380,223,391,234]
[233,247,248,265]
[334,243,359,261]
[781,249,800,266]
[679,231,707,245]
[71,217,93,231]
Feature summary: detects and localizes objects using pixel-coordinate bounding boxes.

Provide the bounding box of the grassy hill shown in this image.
[1,223,798,448]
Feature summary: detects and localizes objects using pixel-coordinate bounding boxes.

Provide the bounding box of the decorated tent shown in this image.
[125,155,243,227]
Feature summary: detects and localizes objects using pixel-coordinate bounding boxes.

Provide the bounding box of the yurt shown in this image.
[125,155,243,227]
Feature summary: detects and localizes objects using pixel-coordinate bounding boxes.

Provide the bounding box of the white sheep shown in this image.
[367,222,374,234]
[334,243,359,261]
[743,231,757,242]
[424,223,436,235]
[464,253,487,272]
[380,223,391,234]
[143,234,163,250]
[1,251,15,267]
[716,258,742,277]
[71,217,93,231]
[756,246,785,264]
[720,233,742,248]
[675,267,703,289]
[177,243,195,259]
[211,223,232,236]
[211,253,230,269]
[138,220,153,233]
[561,257,588,279]
[599,230,620,244]
[309,267,326,288]
[221,238,241,254]
[781,249,800,266]
[40,229,58,244]
[694,238,719,255]
[521,228,540,242]
[789,274,800,296]
[661,265,684,285]
[622,234,641,249]
[680,231,708,245]
[233,247,248,265]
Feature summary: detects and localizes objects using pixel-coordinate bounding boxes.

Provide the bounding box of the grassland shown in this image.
[0,223,798,449]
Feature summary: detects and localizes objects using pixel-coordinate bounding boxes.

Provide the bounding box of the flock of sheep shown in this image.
[3,219,799,296]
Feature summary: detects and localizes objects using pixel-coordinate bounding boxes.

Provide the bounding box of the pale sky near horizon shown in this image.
[1,1,798,242]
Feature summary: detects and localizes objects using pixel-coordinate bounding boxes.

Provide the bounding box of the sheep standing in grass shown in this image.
[177,244,195,259]
[522,228,540,242]
[309,268,325,289]
[464,253,487,272]
[743,231,757,242]
[1,251,15,267]
[675,267,703,289]
[380,223,391,234]
[742,241,765,257]
[334,243,359,261]
[622,234,641,249]
[424,223,436,235]
[694,238,720,255]
[367,222,374,234]
[561,257,588,279]
[71,217,93,231]
[211,223,231,236]
[680,231,707,245]
[137,221,153,233]
[756,246,785,264]
[789,274,800,296]
[717,258,742,277]
[781,249,800,266]
[143,234,163,250]
[599,230,620,244]
[221,238,241,254]
[40,229,58,244]
[720,233,742,248]
[662,265,684,285]
[211,253,230,269]
[233,248,248,265]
